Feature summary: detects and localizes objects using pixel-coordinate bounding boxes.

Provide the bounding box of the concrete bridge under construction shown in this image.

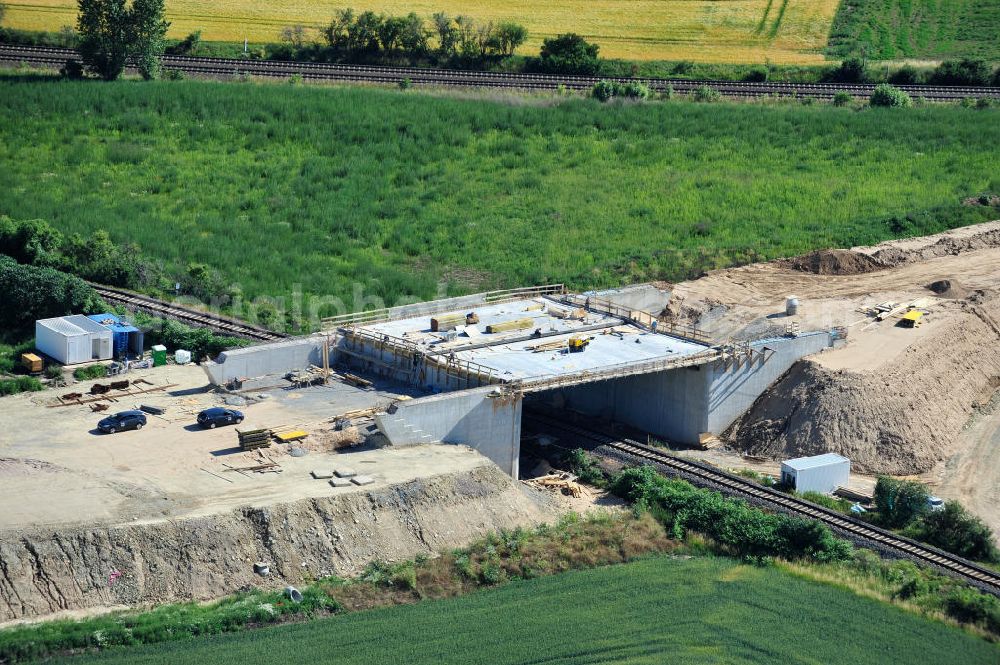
[203,285,840,477]
[327,285,838,477]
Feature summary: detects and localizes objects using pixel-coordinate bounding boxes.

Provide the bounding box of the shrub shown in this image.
[537,33,599,75]
[59,59,84,79]
[869,84,911,108]
[73,364,107,381]
[888,65,924,85]
[398,77,412,90]
[610,466,852,562]
[906,501,999,563]
[873,476,928,526]
[743,66,768,82]
[692,85,721,102]
[943,586,1000,634]
[591,80,650,102]
[829,57,868,83]
[0,375,44,396]
[930,58,992,86]
[591,79,616,102]
[832,91,853,107]
[163,68,184,80]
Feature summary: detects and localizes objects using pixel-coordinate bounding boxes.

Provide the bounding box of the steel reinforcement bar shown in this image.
[524,412,1000,595]
[91,285,287,342]
[3,45,999,100]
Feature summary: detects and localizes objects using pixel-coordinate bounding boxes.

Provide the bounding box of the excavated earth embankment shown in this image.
[730,293,1000,474]
[0,465,555,622]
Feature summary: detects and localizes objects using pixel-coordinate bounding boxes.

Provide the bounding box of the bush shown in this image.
[610,466,852,562]
[930,58,993,86]
[743,66,768,82]
[59,59,84,79]
[590,80,650,102]
[888,65,924,85]
[163,68,184,80]
[873,476,928,527]
[537,33,599,75]
[832,91,853,107]
[869,84,911,108]
[692,85,721,102]
[829,57,868,83]
[906,501,999,563]
[73,364,107,381]
[0,375,44,396]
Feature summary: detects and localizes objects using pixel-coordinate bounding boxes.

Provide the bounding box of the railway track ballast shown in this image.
[2,45,999,101]
[92,284,287,342]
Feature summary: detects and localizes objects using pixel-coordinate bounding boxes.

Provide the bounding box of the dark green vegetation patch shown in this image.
[0,76,998,312]
[56,557,998,665]
[827,0,1000,60]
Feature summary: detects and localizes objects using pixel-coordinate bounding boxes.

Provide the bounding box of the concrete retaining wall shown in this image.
[375,387,523,476]
[202,336,327,385]
[704,331,832,434]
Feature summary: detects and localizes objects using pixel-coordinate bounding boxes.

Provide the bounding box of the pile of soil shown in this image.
[784,249,884,276]
[927,279,969,299]
[729,295,1000,474]
[868,227,1000,268]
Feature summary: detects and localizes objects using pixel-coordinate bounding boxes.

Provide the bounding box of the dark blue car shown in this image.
[197,407,244,429]
[98,410,147,434]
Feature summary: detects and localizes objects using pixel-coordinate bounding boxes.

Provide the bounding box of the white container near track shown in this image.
[780,453,850,494]
[174,349,192,364]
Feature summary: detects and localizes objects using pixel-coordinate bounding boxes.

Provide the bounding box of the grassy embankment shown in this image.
[827,0,1000,61]
[2,508,998,664]
[0,75,997,323]
[2,0,842,63]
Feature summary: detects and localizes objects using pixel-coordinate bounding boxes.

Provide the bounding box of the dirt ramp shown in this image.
[731,301,1000,474]
[0,464,555,622]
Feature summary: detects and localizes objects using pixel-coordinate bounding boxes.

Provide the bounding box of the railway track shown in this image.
[3,44,999,100]
[523,411,1000,596]
[91,284,287,342]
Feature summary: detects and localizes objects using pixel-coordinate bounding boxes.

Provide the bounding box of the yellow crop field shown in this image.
[3,0,841,63]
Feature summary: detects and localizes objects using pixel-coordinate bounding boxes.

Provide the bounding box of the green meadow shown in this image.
[0,75,997,313]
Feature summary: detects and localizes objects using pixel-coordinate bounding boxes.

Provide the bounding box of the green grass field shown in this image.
[827,0,1000,60]
[0,76,998,321]
[55,557,998,665]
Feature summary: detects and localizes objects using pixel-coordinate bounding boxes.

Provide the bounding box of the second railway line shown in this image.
[2,45,998,101]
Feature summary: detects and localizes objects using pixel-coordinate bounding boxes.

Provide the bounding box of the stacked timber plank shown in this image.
[485,317,534,334]
[236,425,272,451]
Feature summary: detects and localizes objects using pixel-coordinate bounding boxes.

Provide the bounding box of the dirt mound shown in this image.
[867,226,1000,268]
[927,279,969,299]
[0,464,557,622]
[784,249,884,276]
[729,297,1000,474]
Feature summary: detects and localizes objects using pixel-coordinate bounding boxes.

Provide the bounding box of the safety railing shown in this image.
[321,284,566,329]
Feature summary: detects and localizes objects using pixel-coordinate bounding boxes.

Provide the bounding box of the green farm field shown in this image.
[54,557,999,665]
[1,77,998,317]
[2,0,843,63]
[827,0,1000,60]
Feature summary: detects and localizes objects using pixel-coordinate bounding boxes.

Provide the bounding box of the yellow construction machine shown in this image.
[568,335,593,353]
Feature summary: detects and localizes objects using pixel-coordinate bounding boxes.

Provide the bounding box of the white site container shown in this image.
[780,453,850,494]
[35,315,113,365]
[174,349,192,364]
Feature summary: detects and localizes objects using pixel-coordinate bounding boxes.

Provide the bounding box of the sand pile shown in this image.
[730,296,1000,474]
[784,249,884,276]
